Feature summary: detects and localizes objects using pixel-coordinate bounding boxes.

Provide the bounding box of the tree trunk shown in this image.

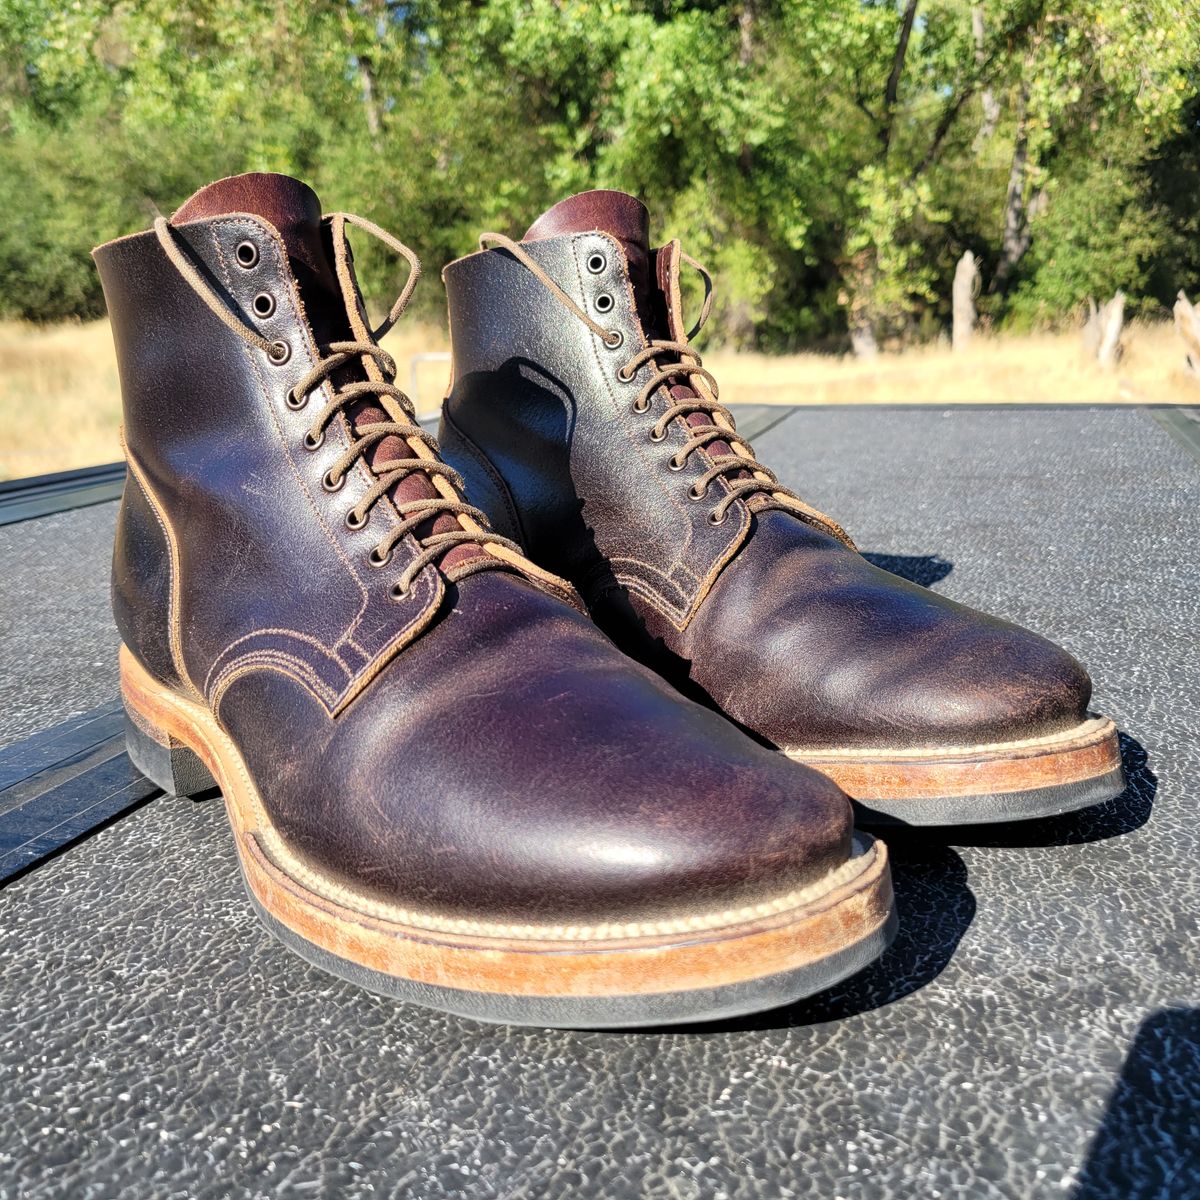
[989,78,1034,295]
[359,54,382,141]
[1174,291,1200,380]
[971,6,1000,148]
[952,251,980,352]
[845,252,880,359]
[737,0,757,174]
[881,0,920,152]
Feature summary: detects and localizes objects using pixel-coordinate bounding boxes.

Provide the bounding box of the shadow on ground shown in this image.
[680,731,1154,1036]
[861,551,954,588]
[1072,1007,1200,1199]
[680,839,976,1034]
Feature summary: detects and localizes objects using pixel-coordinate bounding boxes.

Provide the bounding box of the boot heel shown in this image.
[124,706,216,798]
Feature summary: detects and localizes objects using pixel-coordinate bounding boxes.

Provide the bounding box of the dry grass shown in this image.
[705,320,1200,408]
[2,317,1196,480]
[0,319,452,480]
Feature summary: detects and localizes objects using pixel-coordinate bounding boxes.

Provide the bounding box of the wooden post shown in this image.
[1096,291,1125,370]
[952,250,979,352]
[1173,290,1200,381]
[1082,297,1101,360]
[1083,293,1124,369]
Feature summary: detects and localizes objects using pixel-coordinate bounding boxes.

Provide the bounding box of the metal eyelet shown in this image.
[322,470,344,493]
[303,429,324,451]
[345,508,368,530]
[688,484,708,501]
[594,293,615,314]
[708,510,727,526]
[617,364,636,383]
[235,241,259,268]
[632,397,650,414]
[603,330,624,349]
[389,582,409,601]
[668,456,686,472]
[368,547,391,568]
[285,388,307,410]
[268,340,291,365]
[586,252,607,274]
[253,292,276,319]
[649,427,666,442]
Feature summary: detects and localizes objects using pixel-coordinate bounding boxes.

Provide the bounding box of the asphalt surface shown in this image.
[0,405,1196,1199]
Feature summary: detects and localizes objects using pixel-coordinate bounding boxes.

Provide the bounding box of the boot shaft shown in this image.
[442,201,753,628]
[94,173,534,711]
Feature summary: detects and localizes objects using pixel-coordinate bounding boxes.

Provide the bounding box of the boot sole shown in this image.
[120,646,896,1028]
[786,716,1125,826]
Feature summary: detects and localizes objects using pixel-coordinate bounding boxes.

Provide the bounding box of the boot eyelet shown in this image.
[632,397,650,414]
[668,457,686,472]
[303,429,324,451]
[586,252,607,274]
[253,292,276,319]
[390,582,409,601]
[594,292,615,314]
[368,547,391,568]
[235,241,259,268]
[649,426,666,442]
[603,329,624,349]
[268,340,291,365]
[617,364,636,383]
[286,388,307,410]
[345,508,368,530]
[322,470,344,493]
[708,510,727,526]
[689,484,708,501]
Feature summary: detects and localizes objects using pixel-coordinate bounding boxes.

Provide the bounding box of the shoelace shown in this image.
[478,231,816,528]
[156,212,520,596]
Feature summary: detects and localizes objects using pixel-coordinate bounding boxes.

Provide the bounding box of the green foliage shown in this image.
[1006,135,1174,327]
[0,0,1197,346]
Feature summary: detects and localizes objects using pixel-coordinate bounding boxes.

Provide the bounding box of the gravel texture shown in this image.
[0,405,1196,1199]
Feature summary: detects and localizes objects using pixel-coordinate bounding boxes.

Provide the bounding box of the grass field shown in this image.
[2,317,1197,480]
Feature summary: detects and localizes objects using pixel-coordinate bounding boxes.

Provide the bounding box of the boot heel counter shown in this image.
[438,407,525,546]
[112,469,185,692]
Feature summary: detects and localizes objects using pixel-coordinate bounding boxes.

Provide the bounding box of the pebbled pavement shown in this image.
[0,406,1196,1199]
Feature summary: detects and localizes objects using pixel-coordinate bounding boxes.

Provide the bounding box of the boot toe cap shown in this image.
[220,607,858,928]
[882,622,1094,748]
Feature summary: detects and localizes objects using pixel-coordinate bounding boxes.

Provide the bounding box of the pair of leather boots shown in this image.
[95,173,1124,1028]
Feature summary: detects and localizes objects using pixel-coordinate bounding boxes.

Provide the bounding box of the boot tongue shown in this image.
[173,173,350,346]
[176,173,486,573]
[523,189,649,250]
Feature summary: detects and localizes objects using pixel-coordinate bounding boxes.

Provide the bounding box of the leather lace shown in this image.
[478,231,810,526]
[156,212,520,595]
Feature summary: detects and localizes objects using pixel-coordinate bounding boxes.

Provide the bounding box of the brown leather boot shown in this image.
[93,174,894,1027]
[439,190,1125,826]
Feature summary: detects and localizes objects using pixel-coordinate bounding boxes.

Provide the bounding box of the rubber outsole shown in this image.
[849,764,1128,826]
